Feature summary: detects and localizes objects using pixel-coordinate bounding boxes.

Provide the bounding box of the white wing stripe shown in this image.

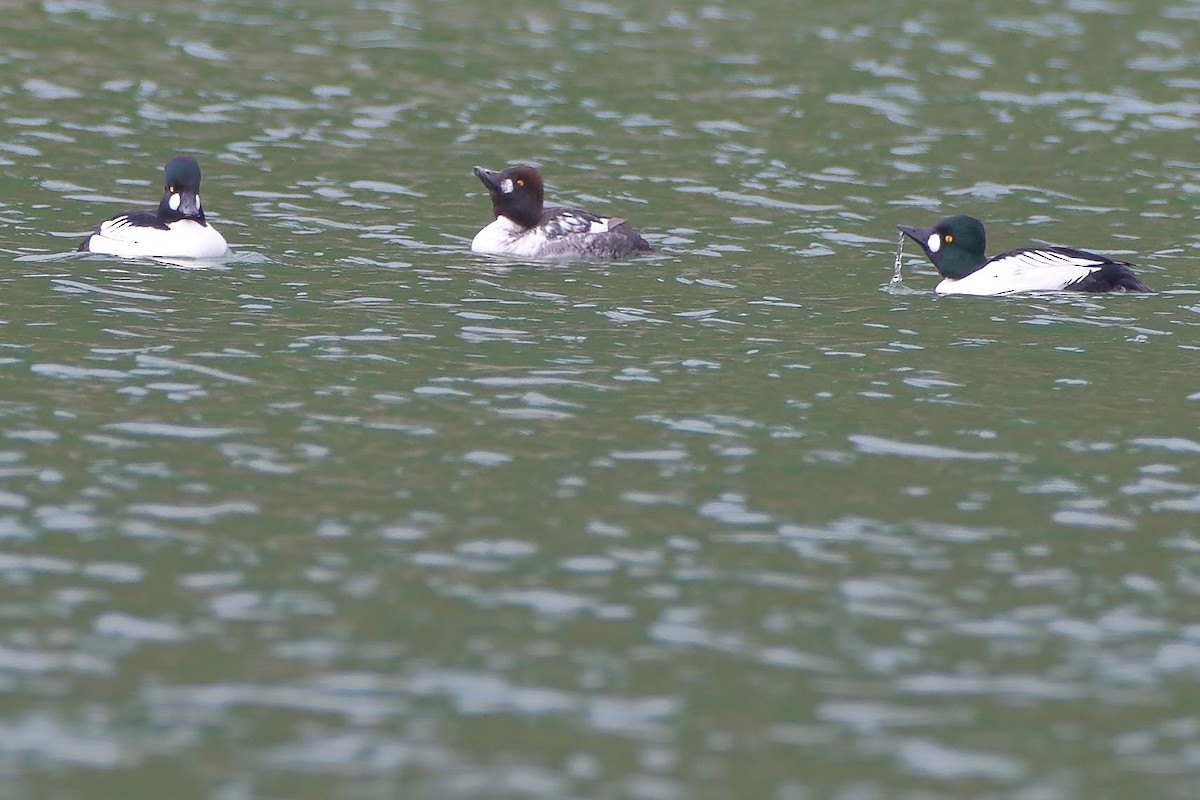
[987,249,1105,270]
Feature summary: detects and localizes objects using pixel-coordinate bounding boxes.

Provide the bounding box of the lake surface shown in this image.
[3,0,1200,797]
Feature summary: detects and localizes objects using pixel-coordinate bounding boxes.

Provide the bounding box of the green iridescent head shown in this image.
[898,215,988,279]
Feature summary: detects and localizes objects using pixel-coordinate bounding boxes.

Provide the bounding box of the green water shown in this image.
[3,1,1200,798]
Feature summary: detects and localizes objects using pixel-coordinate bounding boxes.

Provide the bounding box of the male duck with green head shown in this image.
[80,155,228,259]
[898,214,1151,296]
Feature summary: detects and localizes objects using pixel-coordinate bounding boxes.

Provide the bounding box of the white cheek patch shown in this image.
[500,178,514,194]
[168,192,181,211]
[195,194,202,211]
[927,233,941,253]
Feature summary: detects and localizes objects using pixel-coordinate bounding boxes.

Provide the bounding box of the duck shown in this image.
[79,155,228,258]
[471,164,652,260]
[897,214,1150,295]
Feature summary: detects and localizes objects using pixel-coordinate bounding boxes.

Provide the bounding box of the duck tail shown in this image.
[1076,261,1152,293]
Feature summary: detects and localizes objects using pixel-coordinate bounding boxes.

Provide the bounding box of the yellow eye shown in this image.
[169,185,175,193]
[516,178,525,187]
[945,234,954,243]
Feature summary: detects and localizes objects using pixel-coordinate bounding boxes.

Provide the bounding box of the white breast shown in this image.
[471,216,557,258]
[936,249,1106,296]
[87,218,228,258]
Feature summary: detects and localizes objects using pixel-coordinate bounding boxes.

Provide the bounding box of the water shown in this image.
[3,0,1200,798]
[891,231,906,288]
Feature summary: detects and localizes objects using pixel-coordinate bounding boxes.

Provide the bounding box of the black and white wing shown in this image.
[538,206,653,258]
[940,247,1147,295]
[539,207,612,239]
[80,210,168,251]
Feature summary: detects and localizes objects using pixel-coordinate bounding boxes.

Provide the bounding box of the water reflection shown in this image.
[3,0,1200,798]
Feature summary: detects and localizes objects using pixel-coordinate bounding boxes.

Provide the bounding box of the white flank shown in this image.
[936,249,1106,296]
[86,217,228,258]
[589,218,611,234]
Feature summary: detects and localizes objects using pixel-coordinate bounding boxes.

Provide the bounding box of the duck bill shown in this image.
[897,224,932,246]
[177,191,202,219]
[472,166,503,193]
